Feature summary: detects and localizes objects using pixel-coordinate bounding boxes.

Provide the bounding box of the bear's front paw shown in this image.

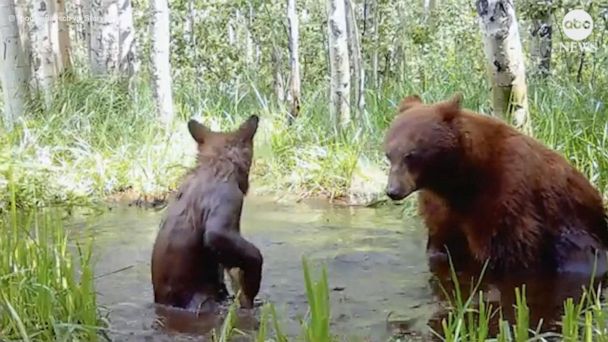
[238,292,255,309]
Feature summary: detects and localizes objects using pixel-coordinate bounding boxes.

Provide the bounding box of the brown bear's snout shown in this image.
[386,172,417,201]
[386,187,406,200]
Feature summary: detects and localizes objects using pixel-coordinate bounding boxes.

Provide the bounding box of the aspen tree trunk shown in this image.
[236,7,254,67]
[327,0,351,129]
[345,0,364,116]
[88,0,136,76]
[246,9,253,66]
[381,48,394,88]
[248,3,261,68]
[227,18,236,45]
[287,0,301,124]
[363,0,378,89]
[271,47,285,102]
[72,0,86,42]
[372,22,378,89]
[118,0,138,76]
[14,0,32,72]
[80,0,91,59]
[529,5,552,78]
[30,0,58,105]
[184,0,201,80]
[362,0,371,36]
[423,0,436,23]
[0,0,30,130]
[150,0,174,123]
[55,0,72,73]
[476,0,530,132]
[235,9,242,48]
[184,0,194,46]
[234,8,252,67]
[89,0,119,74]
[345,0,359,105]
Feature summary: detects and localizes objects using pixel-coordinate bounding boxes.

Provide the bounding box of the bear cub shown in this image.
[151,115,263,311]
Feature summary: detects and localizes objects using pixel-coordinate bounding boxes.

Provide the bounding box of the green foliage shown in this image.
[0,70,607,210]
[519,0,557,19]
[433,256,491,342]
[431,258,608,342]
[0,0,607,209]
[300,257,332,342]
[513,287,529,342]
[209,259,332,342]
[0,171,104,340]
[212,299,239,342]
[0,1,607,341]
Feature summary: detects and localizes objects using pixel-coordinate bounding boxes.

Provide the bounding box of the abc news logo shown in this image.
[562,9,593,41]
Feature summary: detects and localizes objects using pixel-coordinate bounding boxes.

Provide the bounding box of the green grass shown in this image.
[210,257,330,342]
[0,71,606,211]
[205,255,608,342]
[4,195,608,342]
[530,82,608,197]
[211,298,239,342]
[426,255,608,342]
[0,70,606,341]
[0,2,606,340]
[300,257,332,342]
[0,169,104,340]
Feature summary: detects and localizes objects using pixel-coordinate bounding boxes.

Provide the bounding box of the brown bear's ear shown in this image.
[438,92,463,122]
[237,115,259,142]
[398,95,423,113]
[188,119,211,144]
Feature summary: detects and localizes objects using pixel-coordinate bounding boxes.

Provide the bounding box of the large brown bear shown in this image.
[384,93,608,274]
[151,115,263,311]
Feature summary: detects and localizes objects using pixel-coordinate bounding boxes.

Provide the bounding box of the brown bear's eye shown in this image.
[403,151,417,164]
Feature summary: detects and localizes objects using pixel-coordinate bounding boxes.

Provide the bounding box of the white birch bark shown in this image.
[345,0,364,116]
[234,9,242,48]
[363,0,378,89]
[89,0,119,74]
[0,0,30,129]
[529,7,552,78]
[245,5,254,67]
[87,0,137,76]
[118,0,137,76]
[54,0,72,73]
[234,9,254,67]
[71,0,86,43]
[423,0,436,23]
[184,0,194,46]
[80,0,92,60]
[327,0,351,129]
[29,0,58,104]
[371,21,378,89]
[150,0,174,123]
[271,47,285,102]
[476,0,530,132]
[14,0,32,72]
[287,0,301,123]
[227,18,235,45]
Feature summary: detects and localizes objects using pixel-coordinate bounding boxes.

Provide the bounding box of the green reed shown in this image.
[0,168,104,341]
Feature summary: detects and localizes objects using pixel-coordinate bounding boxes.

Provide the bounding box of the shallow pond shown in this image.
[71,197,604,341]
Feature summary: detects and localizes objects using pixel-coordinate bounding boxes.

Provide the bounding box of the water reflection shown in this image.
[64,197,605,340]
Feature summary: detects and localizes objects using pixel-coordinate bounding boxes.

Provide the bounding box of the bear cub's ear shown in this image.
[237,115,260,142]
[188,119,212,144]
[398,95,423,113]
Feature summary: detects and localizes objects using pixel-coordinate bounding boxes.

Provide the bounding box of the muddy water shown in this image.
[72,197,604,341]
